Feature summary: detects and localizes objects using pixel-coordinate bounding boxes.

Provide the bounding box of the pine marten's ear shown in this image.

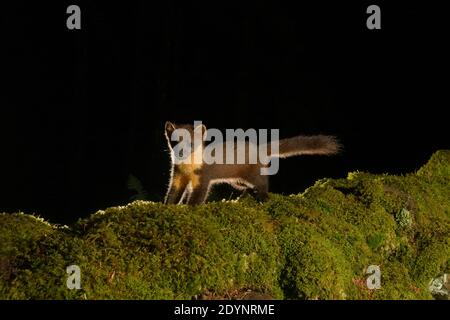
[194,123,207,137]
[165,121,176,137]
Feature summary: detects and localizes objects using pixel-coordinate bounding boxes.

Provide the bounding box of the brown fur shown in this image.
[273,135,341,157]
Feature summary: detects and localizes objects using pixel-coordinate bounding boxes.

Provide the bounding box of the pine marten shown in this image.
[164,121,341,205]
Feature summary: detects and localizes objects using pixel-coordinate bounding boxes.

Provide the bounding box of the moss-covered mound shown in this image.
[1,151,449,300]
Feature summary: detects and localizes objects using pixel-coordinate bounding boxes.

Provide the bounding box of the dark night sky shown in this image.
[1,1,449,224]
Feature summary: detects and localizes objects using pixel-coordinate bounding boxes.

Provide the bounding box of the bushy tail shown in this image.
[269,135,341,158]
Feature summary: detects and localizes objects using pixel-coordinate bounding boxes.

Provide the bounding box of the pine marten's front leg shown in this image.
[186,177,211,205]
[164,174,189,204]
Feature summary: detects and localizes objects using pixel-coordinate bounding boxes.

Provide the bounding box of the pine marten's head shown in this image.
[165,122,207,166]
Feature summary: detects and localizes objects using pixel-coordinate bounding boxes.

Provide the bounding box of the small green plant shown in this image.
[127,174,149,201]
[396,208,413,229]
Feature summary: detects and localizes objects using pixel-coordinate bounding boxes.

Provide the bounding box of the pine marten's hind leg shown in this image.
[232,181,254,199]
[247,174,269,202]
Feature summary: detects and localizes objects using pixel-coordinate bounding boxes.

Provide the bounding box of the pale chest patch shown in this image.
[171,145,203,189]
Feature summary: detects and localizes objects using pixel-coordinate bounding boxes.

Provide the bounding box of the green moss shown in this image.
[417,150,450,182]
[1,150,449,300]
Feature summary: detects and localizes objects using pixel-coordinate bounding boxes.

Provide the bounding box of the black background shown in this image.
[2,1,449,224]
[1,300,439,319]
